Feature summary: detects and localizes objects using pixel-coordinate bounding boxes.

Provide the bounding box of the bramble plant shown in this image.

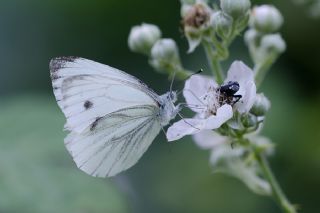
[128,0,296,212]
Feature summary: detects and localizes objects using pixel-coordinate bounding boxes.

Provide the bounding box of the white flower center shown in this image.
[200,86,221,118]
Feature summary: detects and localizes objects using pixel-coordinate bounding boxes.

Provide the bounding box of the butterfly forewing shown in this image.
[50,57,159,133]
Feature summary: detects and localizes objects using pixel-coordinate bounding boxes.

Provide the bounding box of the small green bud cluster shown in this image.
[180,0,252,54]
[220,0,251,20]
[221,93,270,138]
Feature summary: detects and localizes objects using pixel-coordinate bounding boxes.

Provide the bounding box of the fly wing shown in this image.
[65,105,161,177]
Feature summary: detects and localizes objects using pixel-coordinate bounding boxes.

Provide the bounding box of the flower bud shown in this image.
[250,93,270,116]
[244,28,259,46]
[260,33,286,54]
[128,23,161,55]
[249,5,283,33]
[220,0,251,20]
[241,113,258,128]
[211,11,232,39]
[181,4,193,18]
[150,38,181,72]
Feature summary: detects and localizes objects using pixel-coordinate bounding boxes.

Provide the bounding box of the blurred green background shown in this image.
[0,0,319,212]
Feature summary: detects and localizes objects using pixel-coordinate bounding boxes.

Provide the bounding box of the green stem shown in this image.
[210,34,229,60]
[254,54,277,89]
[225,20,238,46]
[255,153,297,213]
[202,41,224,84]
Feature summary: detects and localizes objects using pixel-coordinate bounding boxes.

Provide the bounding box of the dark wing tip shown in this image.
[49,56,79,73]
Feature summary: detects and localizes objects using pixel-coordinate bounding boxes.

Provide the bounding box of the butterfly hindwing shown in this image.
[65,105,161,177]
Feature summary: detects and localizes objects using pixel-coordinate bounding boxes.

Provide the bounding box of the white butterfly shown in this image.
[50,57,181,177]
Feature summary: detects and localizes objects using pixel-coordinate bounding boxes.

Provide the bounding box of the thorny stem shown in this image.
[255,151,297,213]
[202,40,224,84]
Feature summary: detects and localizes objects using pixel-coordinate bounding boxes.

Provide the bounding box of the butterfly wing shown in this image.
[50,57,159,133]
[65,105,161,177]
[50,57,162,177]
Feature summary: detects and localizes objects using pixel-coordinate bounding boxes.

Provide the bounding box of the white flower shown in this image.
[192,130,273,195]
[181,1,213,53]
[166,61,256,141]
[193,130,229,149]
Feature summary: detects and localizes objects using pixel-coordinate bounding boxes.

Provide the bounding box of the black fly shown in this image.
[217,81,242,106]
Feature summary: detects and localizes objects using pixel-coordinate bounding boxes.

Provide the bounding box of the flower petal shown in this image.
[186,35,201,53]
[167,105,232,142]
[205,104,233,129]
[183,74,217,112]
[226,61,256,113]
[166,118,205,142]
[193,130,228,149]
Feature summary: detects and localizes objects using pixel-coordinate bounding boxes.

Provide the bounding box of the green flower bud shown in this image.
[260,33,286,54]
[250,5,283,33]
[150,38,181,72]
[241,113,258,128]
[220,0,251,20]
[212,11,232,39]
[128,23,161,55]
[250,93,271,116]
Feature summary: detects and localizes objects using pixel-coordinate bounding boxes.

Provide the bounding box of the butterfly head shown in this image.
[169,91,178,103]
[158,91,180,126]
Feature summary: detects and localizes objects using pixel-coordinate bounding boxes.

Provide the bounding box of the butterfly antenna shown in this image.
[169,70,177,96]
[185,68,203,81]
[160,125,167,136]
[174,69,204,95]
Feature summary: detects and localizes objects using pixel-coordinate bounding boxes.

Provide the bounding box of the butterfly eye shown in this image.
[169,92,176,101]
